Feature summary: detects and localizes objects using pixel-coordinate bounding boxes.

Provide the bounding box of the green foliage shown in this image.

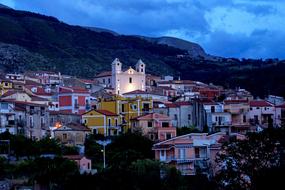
[215,128,285,190]
[107,133,154,169]
[177,126,201,136]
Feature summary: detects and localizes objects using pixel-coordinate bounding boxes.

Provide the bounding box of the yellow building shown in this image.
[82,109,122,136]
[96,96,153,132]
[0,79,13,96]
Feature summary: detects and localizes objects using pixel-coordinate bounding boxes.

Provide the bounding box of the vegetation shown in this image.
[215,128,285,190]
[0,8,285,97]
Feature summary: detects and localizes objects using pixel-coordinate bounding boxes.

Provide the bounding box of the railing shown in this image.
[212,121,232,126]
[164,156,208,163]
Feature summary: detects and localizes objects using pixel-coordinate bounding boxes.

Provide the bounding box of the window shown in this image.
[88,163,90,169]
[129,77,132,83]
[115,119,118,126]
[250,107,253,110]
[108,78,111,84]
[166,133,172,140]
[0,103,8,110]
[29,116,33,128]
[74,99,78,108]
[143,103,150,112]
[148,121,153,127]
[195,148,200,158]
[161,150,165,157]
[103,79,105,83]
[121,104,125,112]
[141,68,144,72]
[63,133,67,140]
[174,114,178,120]
[162,122,169,128]
[179,148,186,159]
[108,118,111,127]
[256,107,260,109]
[211,106,215,113]
[188,114,191,120]
[132,104,137,110]
[243,115,246,123]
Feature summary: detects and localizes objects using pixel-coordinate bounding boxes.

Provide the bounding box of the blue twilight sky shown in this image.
[1,0,285,59]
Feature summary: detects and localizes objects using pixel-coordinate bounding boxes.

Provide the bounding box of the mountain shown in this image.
[139,36,208,58]
[84,27,210,58]
[85,26,119,36]
[0,7,285,97]
[0,3,11,9]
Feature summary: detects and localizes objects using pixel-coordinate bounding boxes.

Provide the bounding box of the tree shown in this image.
[215,128,284,190]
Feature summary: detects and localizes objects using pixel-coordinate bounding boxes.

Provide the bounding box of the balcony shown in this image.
[212,121,232,126]
[164,156,208,163]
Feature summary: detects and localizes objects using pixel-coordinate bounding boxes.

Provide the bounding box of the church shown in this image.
[95,58,146,95]
[111,58,146,95]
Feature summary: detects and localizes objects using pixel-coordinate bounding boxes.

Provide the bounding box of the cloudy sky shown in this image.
[1,0,285,59]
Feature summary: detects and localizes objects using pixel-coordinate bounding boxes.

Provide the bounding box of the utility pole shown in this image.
[96,139,112,169]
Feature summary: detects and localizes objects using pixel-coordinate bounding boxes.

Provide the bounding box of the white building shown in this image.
[111,58,146,95]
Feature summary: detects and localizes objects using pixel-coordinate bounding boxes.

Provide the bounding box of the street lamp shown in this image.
[96,139,112,169]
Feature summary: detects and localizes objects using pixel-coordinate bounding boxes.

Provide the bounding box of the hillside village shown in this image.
[0,58,285,189]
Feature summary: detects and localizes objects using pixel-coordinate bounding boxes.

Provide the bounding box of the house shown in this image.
[224,100,252,134]
[123,90,168,101]
[0,100,16,134]
[154,101,193,128]
[82,109,122,136]
[94,71,112,87]
[1,90,32,102]
[1,100,50,139]
[54,123,90,146]
[49,111,81,133]
[25,71,63,86]
[96,96,153,131]
[131,113,176,141]
[152,132,230,176]
[58,86,91,114]
[249,100,277,128]
[276,103,285,127]
[0,77,13,96]
[203,101,232,133]
[63,155,92,174]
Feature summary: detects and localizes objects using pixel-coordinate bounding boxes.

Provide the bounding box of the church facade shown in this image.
[111,58,146,95]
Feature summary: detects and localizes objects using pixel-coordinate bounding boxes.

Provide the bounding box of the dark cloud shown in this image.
[0,0,284,58]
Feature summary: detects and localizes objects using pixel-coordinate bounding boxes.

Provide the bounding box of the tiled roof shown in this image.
[49,110,80,116]
[55,122,90,131]
[1,90,17,97]
[224,99,249,104]
[59,86,89,94]
[96,110,118,116]
[25,80,41,86]
[94,71,112,78]
[157,80,196,85]
[123,90,149,95]
[249,100,273,107]
[31,96,49,101]
[134,113,171,121]
[276,103,285,108]
[1,99,47,107]
[165,101,192,108]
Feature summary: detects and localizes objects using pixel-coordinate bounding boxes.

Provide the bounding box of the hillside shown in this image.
[0,7,285,97]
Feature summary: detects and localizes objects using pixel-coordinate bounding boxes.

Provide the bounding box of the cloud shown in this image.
[0,0,15,8]
[0,0,284,58]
